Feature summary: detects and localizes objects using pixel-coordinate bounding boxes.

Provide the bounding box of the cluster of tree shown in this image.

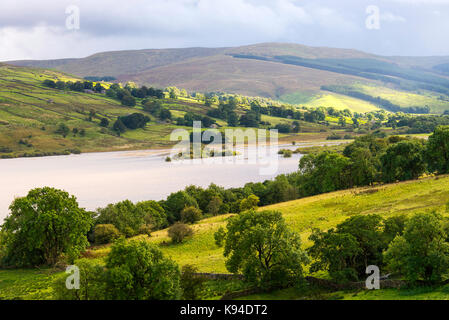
[43,79,104,93]
[287,127,449,198]
[142,100,172,122]
[55,123,86,138]
[175,112,216,128]
[387,114,449,133]
[309,211,449,284]
[206,99,239,127]
[84,76,116,82]
[113,113,150,134]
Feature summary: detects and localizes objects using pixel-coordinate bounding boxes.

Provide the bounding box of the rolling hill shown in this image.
[7,43,449,113]
[0,63,337,158]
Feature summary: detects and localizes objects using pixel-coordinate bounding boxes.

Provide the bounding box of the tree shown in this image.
[215,210,309,288]
[119,113,150,130]
[180,265,206,300]
[113,118,126,135]
[180,206,202,224]
[94,224,121,244]
[206,196,223,215]
[308,214,385,282]
[96,199,167,237]
[227,112,239,127]
[381,140,426,183]
[43,79,56,88]
[53,258,106,300]
[239,111,259,128]
[105,239,181,300]
[100,118,109,127]
[348,147,378,186]
[298,152,352,196]
[121,94,136,107]
[164,191,198,223]
[426,125,449,174]
[56,123,70,138]
[0,187,93,267]
[168,223,193,244]
[239,194,259,212]
[94,83,104,93]
[159,108,172,121]
[384,212,449,283]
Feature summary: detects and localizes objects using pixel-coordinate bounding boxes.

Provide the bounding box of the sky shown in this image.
[0,0,449,61]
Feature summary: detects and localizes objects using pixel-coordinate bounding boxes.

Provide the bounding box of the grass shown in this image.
[0,268,62,300]
[281,91,380,113]
[353,83,449,114]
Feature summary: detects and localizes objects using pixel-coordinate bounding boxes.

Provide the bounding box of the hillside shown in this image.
[2,174,449,300]
[7,43,449,113]
[87,174,449,274]
[0,63,337,158]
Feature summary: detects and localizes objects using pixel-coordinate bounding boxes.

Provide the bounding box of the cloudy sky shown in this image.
[0,0,448,61]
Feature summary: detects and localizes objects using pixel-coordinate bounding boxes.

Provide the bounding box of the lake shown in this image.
[0,142,341,222]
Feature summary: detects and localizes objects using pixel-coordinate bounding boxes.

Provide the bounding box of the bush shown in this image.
[180,206,202,224]
[168,223,193,244]
[105,239,181,300]
[94,224,121,244]
[53,259,106,300]
[181,265,206,300]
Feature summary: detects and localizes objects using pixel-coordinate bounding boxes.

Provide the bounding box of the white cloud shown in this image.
[380,12,406,22]
[0,0,448,59]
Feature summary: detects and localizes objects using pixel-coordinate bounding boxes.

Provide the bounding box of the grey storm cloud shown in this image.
[0,0,448,60]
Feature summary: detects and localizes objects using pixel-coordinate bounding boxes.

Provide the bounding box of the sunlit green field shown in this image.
[280,91,381,113]
[353,83,449,114]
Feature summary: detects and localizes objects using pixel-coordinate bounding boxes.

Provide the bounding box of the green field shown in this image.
[280,91,381,113]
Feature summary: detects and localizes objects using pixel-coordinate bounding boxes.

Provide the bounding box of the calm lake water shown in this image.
[0,142,342,222]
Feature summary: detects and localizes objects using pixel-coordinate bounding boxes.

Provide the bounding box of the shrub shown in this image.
[94,224,121,244]
[53,259,106,300]
[105,239,181,300]
[180,206,202,224]
[168,223,193,244]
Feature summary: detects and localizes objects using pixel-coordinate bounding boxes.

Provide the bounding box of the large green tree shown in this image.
[384,212,449,283]
[105,239,181,300]
[381,140,426,182]
[426,125,449,174]
[1,187,92,267]
[215,210,308,288]
[308,214,387,282]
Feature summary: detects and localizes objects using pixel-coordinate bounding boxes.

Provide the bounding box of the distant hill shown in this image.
[6,43,449,113]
